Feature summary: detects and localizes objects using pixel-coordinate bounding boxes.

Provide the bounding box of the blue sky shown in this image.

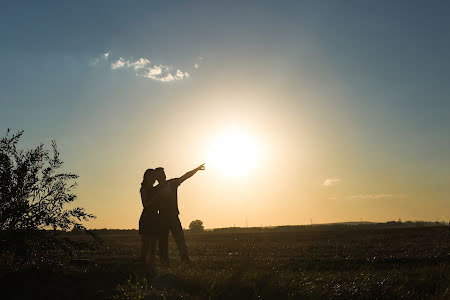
[1,1,449,228]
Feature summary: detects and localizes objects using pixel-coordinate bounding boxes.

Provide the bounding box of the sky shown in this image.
[1,1,449,229]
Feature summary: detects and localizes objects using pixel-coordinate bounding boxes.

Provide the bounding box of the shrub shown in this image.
[0,129,95,269]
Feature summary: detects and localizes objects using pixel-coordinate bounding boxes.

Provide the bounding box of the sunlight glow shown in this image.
[207,129,261,177]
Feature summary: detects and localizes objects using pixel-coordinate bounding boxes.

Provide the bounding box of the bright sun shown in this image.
[207,129,261,177]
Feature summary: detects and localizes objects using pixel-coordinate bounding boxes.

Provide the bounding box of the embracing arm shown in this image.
[179,164,205,185]
[142,188,159,208]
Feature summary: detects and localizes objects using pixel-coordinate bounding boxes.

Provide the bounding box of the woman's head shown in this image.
[142,169,156,187]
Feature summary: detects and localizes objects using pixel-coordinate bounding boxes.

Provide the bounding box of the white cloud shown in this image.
[111,57,128,69]
[323,178,340,187]
[94,53,190,83]
[159,74,174,82]
[130,58,151,70]
[140,65,189,82]
[146,65,165,76]
[194,63,199,69]
[175,69,189,79]
[111,57,151,70]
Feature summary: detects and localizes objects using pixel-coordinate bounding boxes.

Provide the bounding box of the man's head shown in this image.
[155,167,166,183]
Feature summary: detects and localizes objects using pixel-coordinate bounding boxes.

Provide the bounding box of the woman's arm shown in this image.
[179,164,205,184]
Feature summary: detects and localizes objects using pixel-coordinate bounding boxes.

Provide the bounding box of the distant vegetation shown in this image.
[77,220,448,235]
[189,219,204,233]
[209,220,449,233]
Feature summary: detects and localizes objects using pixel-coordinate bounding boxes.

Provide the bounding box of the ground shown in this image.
[1,224,449,299]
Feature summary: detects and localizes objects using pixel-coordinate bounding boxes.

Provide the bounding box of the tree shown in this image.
[0,129,95,231]
[0,129,96,270]
[189,219,204,233]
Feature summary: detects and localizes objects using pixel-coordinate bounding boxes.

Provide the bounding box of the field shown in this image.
[1,224,449,299]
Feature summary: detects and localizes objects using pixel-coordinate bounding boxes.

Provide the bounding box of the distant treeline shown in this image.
[210,220,448,233]
[68,220,449,235]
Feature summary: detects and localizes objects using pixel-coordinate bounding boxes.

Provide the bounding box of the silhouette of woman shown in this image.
[139,169,166,268]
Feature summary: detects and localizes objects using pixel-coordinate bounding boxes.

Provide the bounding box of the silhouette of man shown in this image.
[154,164,205,263]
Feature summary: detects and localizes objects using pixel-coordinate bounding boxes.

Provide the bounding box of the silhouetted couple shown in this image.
[139,164,205,268]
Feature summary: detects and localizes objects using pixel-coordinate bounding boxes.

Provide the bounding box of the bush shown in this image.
[0,129,95,269]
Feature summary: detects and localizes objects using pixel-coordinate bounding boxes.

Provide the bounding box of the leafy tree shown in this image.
[0,129,96,270]
[0,129,95,231]
[189,219,204,233]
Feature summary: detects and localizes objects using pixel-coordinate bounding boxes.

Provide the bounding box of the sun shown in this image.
[207,129,261,177]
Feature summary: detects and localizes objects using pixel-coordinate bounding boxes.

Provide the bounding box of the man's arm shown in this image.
[141,188,152,207]
[142,187,162,207]
[178,164,205,185]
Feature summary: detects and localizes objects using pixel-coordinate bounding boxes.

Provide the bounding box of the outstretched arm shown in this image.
[179,164,205,184]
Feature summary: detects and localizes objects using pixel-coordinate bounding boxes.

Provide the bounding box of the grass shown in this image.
[1,225,449,299]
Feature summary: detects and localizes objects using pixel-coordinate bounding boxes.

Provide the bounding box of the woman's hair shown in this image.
[141,168,155,188]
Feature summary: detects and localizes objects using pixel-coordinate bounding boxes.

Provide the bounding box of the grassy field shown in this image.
[1,224,449,299]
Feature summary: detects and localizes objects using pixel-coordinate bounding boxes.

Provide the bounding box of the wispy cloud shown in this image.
[323,178,340,187]
[349,194,396,199]
[90,51,110,66]
[92,52,190,83]
[329,193,404,201]
[194,56,204,69]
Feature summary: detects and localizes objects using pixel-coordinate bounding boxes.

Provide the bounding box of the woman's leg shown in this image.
[140,234,149,261]
[145,235,157,270]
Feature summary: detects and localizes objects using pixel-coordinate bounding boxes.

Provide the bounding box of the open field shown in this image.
[1,224,449,299]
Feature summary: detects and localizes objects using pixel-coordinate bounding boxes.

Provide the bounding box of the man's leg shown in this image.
[169,217,189,262]
[159,227,170,266]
